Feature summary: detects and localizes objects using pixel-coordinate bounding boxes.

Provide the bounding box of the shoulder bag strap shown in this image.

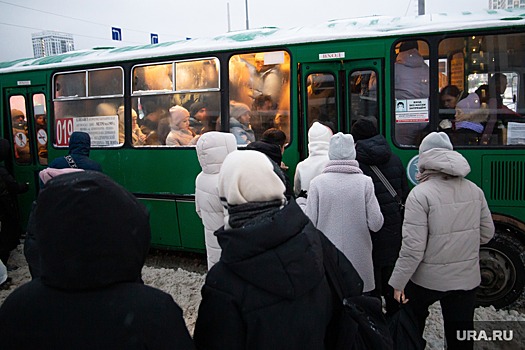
[369,165,402,205]
[320,235,345,301]
[64,155,78,169]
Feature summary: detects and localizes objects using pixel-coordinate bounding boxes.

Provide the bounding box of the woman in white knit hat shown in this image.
[194,150,364,350]
[305,132,384,293]
[165,105,197,146]
[389,132,494,349]
[228,101,255,145]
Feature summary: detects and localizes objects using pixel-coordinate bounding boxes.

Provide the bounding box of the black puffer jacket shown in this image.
[0,138,29,264]
[0,171,194,350]
[48,132,102,171]
[355,134,409,265]
[193,199,363,350]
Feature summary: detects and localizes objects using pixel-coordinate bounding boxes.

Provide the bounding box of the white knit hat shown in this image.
[219,150,286,205]
[308,121,333,144]
[419,132,453,155]
[169,105,189,129]
[328,132,356,160]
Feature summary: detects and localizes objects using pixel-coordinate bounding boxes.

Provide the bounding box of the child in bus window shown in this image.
[166,105,197,146]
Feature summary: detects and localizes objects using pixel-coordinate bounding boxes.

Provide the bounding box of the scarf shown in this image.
[227,199,284,229]
[322,160,363,174]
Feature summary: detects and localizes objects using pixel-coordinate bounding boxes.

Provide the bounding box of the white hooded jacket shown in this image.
[294,122,332,209]
[195,132,237,270]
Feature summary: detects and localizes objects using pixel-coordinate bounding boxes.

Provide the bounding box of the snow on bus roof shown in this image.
[0,8,524,74]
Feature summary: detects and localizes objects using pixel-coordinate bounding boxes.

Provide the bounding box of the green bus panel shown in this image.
[177,201,205,252]
[138,198,181,248]
[481,154,525,208]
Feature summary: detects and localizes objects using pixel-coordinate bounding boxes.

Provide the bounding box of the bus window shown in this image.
[349,70,378,125]
[33,93,48,165]
[306,73,336,133]
[438,34,525,147]
[228,51,290,144]
[9,95,32,165]
[53,67,124,148]
[393,40,430,147]
[132,58,221,146]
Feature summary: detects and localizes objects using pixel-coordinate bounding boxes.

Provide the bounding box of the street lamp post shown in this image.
[245,0,250,29]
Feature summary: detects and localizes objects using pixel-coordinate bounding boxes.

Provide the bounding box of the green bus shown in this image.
[1,9,524,309]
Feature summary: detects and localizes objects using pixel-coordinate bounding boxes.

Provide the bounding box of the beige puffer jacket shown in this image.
[389,148,494,292]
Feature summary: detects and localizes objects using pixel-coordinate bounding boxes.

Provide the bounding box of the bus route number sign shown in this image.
[56,118,74,146]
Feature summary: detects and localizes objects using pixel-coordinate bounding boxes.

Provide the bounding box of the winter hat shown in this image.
[229,101,251,120]
[190,101,206,117]
[11,109,24,120]
[308,121,332,144]
[219,150,286,205]
[351,117,378,142]
[329,132,356,160]
[419,132,453,155]
[169,105,190,129]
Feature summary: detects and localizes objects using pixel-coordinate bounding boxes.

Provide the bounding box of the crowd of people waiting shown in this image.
[0,110,495,349]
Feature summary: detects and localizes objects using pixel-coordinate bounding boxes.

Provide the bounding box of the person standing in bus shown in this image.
[389,132,495,350]
[193,150,364,350]
[195,132,237,270]
[0,138,29,270]
[305,132,384,293]
[394,41,430,146]
[293,121,333,210]
[0,171,195,349]
[229,101,255,145]
[48,131,102,171]
[351,117,409,317]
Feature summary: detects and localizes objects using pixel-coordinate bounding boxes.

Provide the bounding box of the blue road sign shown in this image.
[112,27,122,41]
[151,33,159,44]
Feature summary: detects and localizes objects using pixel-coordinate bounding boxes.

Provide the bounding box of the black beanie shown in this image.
[189,101,206,117]
[351,117,378,142]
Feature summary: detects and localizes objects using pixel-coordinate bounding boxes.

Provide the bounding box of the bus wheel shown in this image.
[477,231,525,309]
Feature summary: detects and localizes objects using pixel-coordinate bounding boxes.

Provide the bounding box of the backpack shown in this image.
[322,239,393,350]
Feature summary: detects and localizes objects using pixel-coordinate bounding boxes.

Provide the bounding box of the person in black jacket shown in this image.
[352,117,409,317]
[0,171,195,350]
[0,138,29,269]
[48,131,102,171]
[193,150,363,350]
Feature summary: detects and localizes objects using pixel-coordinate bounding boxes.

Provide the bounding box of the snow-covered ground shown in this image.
[2,245,524,349]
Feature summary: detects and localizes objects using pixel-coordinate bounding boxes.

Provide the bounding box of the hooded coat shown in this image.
[0,139,29,264]
[193,199,364,350]
[48,132,102,171]
[389,148,495,292]
[195,132,237,270]
[355,134,409,266]
[394,48,430,100]
[294,122,332,208]
[0,171,194,350]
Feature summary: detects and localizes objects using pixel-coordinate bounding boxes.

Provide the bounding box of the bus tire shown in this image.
[477,231,525,309]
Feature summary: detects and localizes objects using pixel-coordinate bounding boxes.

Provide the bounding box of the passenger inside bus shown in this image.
[394,40,430,146]
[166,105,197,146]
[229,101,255,145]
[11,109,31,164]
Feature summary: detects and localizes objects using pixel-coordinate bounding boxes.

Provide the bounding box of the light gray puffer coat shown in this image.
[195,132,237,270]
[389,148,494,292]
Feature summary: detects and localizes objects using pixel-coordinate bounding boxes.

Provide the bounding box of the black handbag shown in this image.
[322,241,393,350]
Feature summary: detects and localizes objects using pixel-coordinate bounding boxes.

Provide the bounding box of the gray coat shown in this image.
[389,148,495,292]
[305,160,384,292]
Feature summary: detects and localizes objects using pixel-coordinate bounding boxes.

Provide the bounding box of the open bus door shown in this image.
[299,59,382,157]
[4,86,49,227]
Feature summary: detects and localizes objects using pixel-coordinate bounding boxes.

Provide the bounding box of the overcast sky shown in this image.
[0,0,488,62]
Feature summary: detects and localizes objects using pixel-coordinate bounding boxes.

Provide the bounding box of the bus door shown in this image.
[300,59,382,157]
[4,85,49,225]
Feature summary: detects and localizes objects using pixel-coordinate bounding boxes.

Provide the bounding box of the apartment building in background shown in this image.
[32,31,75,58]
[489,0,525,9]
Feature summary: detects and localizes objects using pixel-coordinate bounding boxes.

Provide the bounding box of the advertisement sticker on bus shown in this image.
[55,116,119,147]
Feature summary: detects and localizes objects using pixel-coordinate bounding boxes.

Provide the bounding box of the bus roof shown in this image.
[1,8,524,73]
